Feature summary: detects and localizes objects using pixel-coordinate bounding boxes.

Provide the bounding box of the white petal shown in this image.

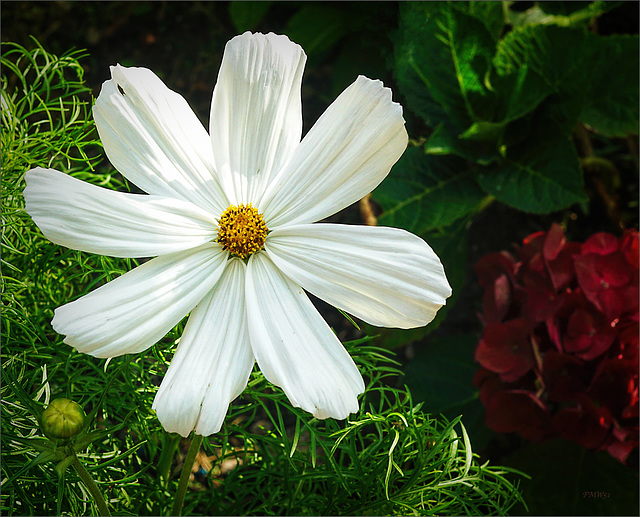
[246,253,364,419]
[52,244,228,358]
[209,32,306,206]
[265,224,452,329]
[24,168,218,258]
[93,64,228,215]
[261,76,408,227]
[152,258,254,437]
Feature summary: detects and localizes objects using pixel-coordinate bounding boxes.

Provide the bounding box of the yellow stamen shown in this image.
[217,204,268,259]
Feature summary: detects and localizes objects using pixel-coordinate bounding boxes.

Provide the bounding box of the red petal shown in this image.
[543,351,589,402]
[523,231,546,246]
[563,307,617,360]
[620,230,639,267]
[546,316,563,352]
[552,406,610,449]
[522,283,561,322]
[598,285,639,322]
[474,251,517,289]
[485,390,555,442]
[588,359,639,418]
[474,368,504,405]
[582,232,619,255]
[547,241,581,291]
[599,252,633,287]
[607,439,637,464]
[482,273,512,323]
[543,223,566,262]
[575,254,604,294]
[475,319,535,381]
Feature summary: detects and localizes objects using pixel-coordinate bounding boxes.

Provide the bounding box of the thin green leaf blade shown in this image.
[374,147,486,235]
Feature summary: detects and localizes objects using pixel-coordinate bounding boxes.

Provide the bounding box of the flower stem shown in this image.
[158,432,182,488]
[170,434,203,516]
[71,455,111,516]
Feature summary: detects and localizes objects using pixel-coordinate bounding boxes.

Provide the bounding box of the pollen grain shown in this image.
[217,204,268,259]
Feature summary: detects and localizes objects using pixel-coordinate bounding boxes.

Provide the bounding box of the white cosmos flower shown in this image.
[23,32,452,437]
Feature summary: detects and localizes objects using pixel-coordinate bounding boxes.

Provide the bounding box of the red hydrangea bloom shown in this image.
[575,232,639,321]
[474,224,639,464]
[475,318,536,382]
[486,390,556,442]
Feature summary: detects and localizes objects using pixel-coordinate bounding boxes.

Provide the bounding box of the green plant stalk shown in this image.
[580,156,619,177]
[71,455,111,516]
[158,432,182,488]
[170,434,203,516]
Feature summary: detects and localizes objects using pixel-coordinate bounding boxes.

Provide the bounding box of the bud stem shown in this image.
[71,454,111,516]
[170,433,204,516]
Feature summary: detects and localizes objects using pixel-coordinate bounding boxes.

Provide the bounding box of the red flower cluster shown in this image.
[473,223,639,463]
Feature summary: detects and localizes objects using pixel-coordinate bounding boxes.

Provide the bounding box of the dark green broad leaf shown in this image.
[492,24,636,136]
[488,64,553,125]
[454,1,506,43]
[477,122,586,213]
[536,1,596,16]
[395,3,561,164]
[367,217,469,349]
[327,2,397,99]
[420,216,469,333]
[535,1,621,23]
[402,333,494,450]
[493,24,593,109]
[228,1,273,32]
[505,2,618,31]
[460,120,507,142]
[374,146,487,235]
[454,57,553,150]
[425,123,502,165]
[581,34,639,137]
[394,2,497,131]
[285,4,352,58]
[329,41,388,99]
[505,439,639,516]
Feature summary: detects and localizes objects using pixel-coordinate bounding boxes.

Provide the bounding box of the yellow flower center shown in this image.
[217,204,268,259]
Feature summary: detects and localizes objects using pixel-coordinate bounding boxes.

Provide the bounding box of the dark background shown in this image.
[2,1,401,138]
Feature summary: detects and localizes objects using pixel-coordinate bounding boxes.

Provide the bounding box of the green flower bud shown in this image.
[42,398,86,440]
